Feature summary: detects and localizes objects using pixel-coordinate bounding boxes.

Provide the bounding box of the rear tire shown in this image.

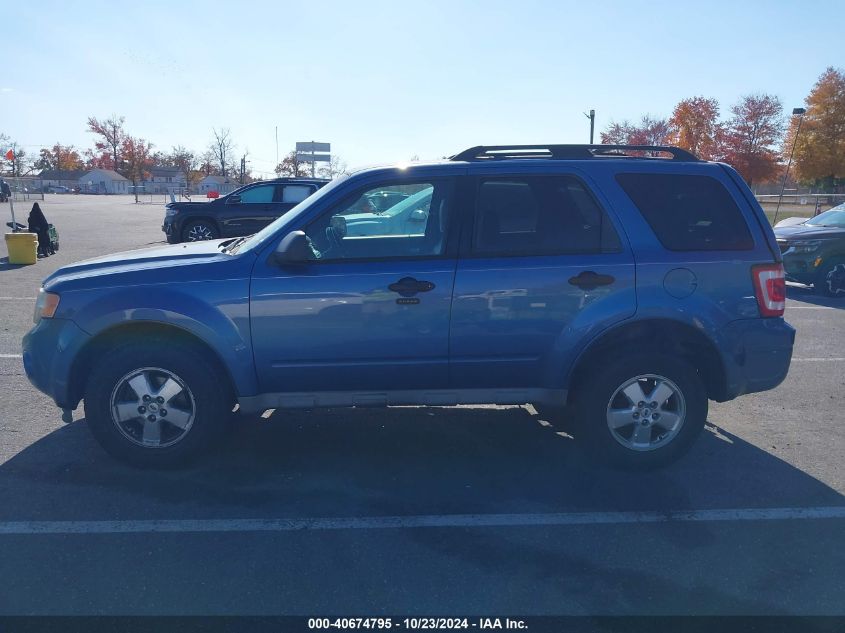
[573,351,707,470]
[84,338,232,468]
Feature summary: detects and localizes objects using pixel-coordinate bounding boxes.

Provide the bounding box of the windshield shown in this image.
[805,205,845,227]
[234,175,350,254]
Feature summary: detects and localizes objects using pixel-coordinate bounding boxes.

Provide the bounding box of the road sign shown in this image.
[296,142,330,153]
[296,152,331,162]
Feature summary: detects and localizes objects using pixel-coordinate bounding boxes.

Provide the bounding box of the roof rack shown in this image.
[450,144,699,162]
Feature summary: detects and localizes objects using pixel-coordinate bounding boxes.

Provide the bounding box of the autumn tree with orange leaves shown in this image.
[121,136,154,203]
[669,97,720,160]
[86,115,126,172]
[787,67,845,187]
[715,94,784,185]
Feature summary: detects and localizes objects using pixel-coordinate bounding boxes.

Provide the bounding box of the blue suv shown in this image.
[22,145,795,469]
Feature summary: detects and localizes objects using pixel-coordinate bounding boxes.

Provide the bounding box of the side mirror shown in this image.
[226,194,241,204]
[274,231,312,264]
[409,208,428,222]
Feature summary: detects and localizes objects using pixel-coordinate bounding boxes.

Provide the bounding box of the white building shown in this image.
[38,169,85,191]
[141,167,188,194]
[198,175,237,195]
[79,169,130,194]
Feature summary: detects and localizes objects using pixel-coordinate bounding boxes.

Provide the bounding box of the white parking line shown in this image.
[0,354,22,359]
[792,358,845,362]
[0,506,842,535]
[787,306,836,310]
[0,297,34,301]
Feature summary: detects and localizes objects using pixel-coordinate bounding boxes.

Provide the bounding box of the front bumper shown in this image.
[22,318,91,409]
[719,318,795,400]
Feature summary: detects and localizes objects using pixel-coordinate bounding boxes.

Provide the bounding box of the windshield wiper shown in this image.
[222,236,249,254]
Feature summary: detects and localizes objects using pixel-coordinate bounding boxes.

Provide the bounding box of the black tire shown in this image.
[572,351,707,470]
[181,219,219,242]
[84,338,232,468]
[814,260,845,298]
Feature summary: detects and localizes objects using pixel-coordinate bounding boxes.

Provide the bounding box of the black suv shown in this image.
[162,178,329,243]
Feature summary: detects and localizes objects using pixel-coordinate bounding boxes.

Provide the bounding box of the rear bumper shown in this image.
[22,318,91,410]
[719,318,795,400]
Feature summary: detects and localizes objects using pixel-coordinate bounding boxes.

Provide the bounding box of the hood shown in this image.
[43,239,234,289]
[773,224,845,240]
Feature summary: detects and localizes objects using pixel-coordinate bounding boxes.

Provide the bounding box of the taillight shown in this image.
[752,263,785,317]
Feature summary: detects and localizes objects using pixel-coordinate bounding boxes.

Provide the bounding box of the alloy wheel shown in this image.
[605,374,686,452]
[109,367,196,448]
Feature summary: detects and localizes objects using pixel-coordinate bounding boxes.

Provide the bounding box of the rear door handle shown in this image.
[388,277,436,297]
[568,270,615,290]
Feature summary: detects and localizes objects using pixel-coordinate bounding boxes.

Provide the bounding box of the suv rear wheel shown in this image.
[182,219,219,242]
[84,338,231,467]
[573,351,706,469]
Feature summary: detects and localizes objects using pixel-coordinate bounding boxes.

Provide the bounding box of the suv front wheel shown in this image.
[84,338,231,467]
[574,352,707,469]
[182,219,219,242]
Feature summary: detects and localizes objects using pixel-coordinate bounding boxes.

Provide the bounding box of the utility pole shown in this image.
[773,107,807,225]
[584,109,595,144]
[239,155,246,184]
[275,126,279,170]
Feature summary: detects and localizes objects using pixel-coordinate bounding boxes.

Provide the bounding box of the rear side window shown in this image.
[473,175,621,256]
[616,173,753,251]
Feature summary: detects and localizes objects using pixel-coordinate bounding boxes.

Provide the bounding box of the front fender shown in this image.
[63,281,257,397]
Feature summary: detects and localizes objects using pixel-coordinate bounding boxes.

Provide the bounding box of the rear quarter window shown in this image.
[615,173,754,251]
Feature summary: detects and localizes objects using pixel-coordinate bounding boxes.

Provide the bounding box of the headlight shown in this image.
[165,207,177,217]
[791,239,822,253]
[33,289,60,323]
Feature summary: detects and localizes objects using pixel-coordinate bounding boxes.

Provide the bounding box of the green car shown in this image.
[774,204,845,297]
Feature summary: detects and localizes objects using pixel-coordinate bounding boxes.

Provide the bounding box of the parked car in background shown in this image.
[162,177,329,243]
[334,186,434,237]
[24,144,794,470]
[366,190,409,211]
[774,203,845,296]
[47,185,71,194]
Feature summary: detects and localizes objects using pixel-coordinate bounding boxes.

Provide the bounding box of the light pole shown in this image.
[773,107,806,225]
[584,109,595,144]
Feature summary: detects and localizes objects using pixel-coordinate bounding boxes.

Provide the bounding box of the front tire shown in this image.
[815,260,845,298]
[84,338,231,467]
[573,351,707,470]
[181,219,219,242]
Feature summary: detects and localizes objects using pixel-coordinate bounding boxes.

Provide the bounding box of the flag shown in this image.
[4,149,13,161]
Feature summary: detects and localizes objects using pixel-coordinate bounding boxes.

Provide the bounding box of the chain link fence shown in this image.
[0,177,45,202]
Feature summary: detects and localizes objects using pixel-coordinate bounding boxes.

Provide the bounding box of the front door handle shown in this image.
[568,270,615,290]
[388,277,436,297]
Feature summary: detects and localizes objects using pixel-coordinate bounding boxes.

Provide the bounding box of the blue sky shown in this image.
[1,0,842,177]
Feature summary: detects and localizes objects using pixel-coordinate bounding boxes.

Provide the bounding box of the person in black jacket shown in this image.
[27,203,53,257]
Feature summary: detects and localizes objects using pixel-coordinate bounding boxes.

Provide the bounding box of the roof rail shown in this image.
[450,144,699,162]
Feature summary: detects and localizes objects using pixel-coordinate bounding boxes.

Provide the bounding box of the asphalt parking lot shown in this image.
[0,195,843,616]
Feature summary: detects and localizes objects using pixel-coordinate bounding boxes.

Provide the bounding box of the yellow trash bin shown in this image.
[5,232,39,265]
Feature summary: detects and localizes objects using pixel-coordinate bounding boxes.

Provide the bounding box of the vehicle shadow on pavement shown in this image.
[0,256,29,272]
[0,406,842,522]
[787,284,845,309]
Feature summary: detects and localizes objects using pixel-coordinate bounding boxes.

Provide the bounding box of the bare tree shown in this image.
[317,155,348,179]
[209,128,234,177]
